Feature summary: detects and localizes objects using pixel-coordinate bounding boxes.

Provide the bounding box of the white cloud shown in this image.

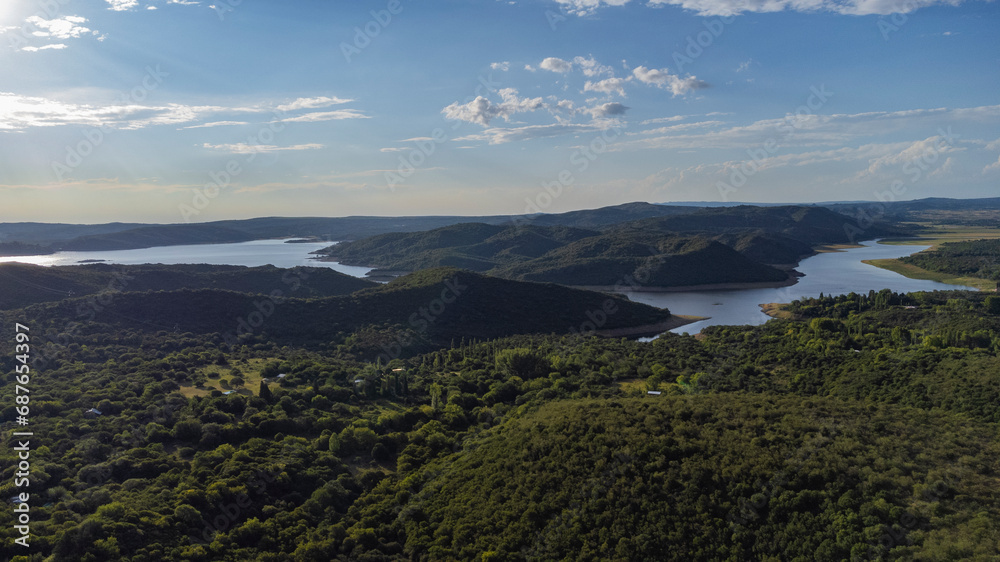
[573,56,614,77]
[860,135,962,176]
[179,121,250,129]
[490,61,511,71]
[278,109,370,123]
[583,77,631,97]
[275,96,354,112]
[736,59,753,72]
[202,143,325,154]
[105,0,139,11]
[554,0,970,16]
[613,105,1000,152]
[553,0,631,16]
[540,57,573,73]
[632,66,708,96]
[0,92,367,131]
[586,102,629,119]
[983,155,1000,174]
[454,122,616,145]
[441,88,545,127]
[20,44,69,52]
[25,16,92,39]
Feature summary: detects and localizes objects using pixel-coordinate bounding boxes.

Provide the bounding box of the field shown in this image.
[179,357,271,398]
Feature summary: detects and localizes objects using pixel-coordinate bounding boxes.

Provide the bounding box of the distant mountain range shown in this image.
[5,196,994,254]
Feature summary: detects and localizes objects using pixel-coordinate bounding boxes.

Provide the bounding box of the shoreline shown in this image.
[759,302,794,320]
[861,258,994,292]
[594,315,707,338]
[573,276,799,293]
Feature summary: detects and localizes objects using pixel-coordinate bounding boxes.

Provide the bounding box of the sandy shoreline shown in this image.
[594,315,707,337]
[571,276,799,293]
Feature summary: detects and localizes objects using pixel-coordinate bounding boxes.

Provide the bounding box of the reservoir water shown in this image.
[0,239,373,278]
[624,240,978,334]
[0,238,976,333]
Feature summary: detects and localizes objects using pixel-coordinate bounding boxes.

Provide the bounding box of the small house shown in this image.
[84,408,103,418]
[647,391,662,396]
[223,391,236,395]
[277,374,288,379]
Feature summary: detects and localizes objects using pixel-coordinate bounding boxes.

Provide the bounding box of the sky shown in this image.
[0,0,997,224]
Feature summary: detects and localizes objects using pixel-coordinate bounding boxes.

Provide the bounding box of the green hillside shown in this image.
[322,222,791,288]
[0,263,375,310]
[495,234,789,286]
[613,205,874,246]
[0,283,997,560]
[362,395,996,561]
[17,268,672,354]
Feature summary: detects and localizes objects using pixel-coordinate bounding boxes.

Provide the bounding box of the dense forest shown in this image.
[1,260,998,560]
[317,205,882,287]
[899,239,1000,283]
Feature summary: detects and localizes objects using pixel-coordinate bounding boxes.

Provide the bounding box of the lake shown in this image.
[0,239,373,278]
[1,238,975,333]
[624,240,978,334]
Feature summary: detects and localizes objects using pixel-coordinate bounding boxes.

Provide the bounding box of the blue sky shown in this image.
[0,0,997,223]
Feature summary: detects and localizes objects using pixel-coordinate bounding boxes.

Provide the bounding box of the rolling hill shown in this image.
[0,263,375,310]
[14,268,674,352]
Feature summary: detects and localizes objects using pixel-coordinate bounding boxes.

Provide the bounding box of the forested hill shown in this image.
[611,204,877,245]
[1,287,997,560]
[316,205,871,286]
[0,263,375,310]
[13,268,672,354]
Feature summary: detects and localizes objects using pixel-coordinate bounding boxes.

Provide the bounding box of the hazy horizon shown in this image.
[2,0,997,224]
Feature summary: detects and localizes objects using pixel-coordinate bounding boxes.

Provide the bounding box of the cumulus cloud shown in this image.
[584,77,631,97]
[105,0,139,11]
[573,56,614,77]
[632,66,709,96]
[586,102,630,118]
[490,61,511,71]
[540,57,573,73]
[25,16,92,39]
[441,88,546,127]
